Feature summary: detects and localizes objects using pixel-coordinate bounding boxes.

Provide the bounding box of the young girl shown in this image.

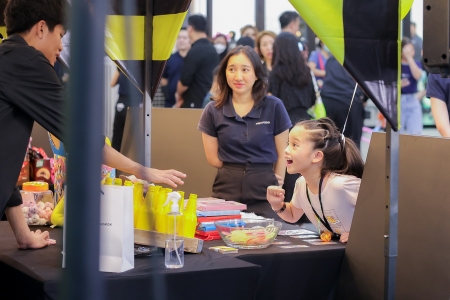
[267,118,364,242]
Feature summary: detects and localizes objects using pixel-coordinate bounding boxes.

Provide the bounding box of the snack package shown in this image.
[31,158,53,183]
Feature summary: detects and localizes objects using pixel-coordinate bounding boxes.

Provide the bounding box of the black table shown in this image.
[0,220,345,300]
[206,224,345,300]
[0,222,260,300]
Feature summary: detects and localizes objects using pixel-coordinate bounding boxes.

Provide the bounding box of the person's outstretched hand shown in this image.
[138,168,186,188]
[18,229,56,249]
[102,145,187,188]
[339,232,349,243]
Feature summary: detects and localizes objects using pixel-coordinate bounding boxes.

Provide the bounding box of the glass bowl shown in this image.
[214,218,282,249]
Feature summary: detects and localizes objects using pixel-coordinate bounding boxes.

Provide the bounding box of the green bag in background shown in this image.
[313,97,327,119]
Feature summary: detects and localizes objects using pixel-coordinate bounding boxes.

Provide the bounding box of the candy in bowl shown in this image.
[214,218,282,249]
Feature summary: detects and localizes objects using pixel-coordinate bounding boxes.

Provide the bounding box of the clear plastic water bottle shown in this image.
[165,192,184,268]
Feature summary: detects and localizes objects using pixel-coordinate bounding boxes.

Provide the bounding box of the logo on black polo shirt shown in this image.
[256,121,270,125]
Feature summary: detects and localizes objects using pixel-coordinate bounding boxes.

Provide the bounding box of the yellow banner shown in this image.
[105,15,145,60]
[153,11,187,60]
[289,0,345,65]
[105,11,187,61]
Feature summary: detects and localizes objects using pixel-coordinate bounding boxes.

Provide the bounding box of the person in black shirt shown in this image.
[320,56,367,148]
[161,28,190,107]
[0,0,186,250]
[110,69,142,151]
[175,15,219,108]
[269,32,315,125]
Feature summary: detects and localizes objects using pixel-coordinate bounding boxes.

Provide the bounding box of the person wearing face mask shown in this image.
[213,33,228,62]
[175,15,219,108]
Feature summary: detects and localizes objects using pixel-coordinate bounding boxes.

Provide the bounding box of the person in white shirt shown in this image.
[267,118,364,243]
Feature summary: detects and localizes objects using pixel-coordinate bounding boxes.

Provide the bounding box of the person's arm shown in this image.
[175,49,201,107]
[308,61,326,78]
[273,129,289,186]
[174,81,188,107]
[403,44,422,80]
[160,78,168,86]
[6,206,55,249]
[102,144,186,187]
[431,97,450,137]
[177,81,189,94]
[308,51,326,78]
[201,133,223,168]
[266,187,304,223]
[110,70,120,87]
[161,60,170,86]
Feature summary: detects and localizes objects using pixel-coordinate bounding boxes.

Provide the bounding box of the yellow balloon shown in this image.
[401,0,414,20]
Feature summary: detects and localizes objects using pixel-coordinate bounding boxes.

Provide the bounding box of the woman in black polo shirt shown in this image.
[198,46,291,216]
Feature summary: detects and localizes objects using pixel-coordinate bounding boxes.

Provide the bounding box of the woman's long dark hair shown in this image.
[295,118,364,179]
[212,46,268,108]
[271,32,311,88]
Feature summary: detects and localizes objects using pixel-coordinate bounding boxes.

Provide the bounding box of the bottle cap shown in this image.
[124,180,133,186]
[104,177,113,185]
[114,178,123,186]
[23,181,49,191]
[164,191,182,213]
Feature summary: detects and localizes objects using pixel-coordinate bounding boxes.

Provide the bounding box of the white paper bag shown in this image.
[99,185,134,273]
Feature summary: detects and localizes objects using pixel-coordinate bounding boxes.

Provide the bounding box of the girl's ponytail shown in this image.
[342,136,364,178]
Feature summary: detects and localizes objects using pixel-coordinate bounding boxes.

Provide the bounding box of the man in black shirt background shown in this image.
[175,15,219,108]
[320,56,367,148]
[0,0,186,250]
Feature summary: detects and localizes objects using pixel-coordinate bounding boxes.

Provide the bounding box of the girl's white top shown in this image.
[291,173,361,234]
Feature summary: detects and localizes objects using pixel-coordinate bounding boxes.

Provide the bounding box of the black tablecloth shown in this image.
[0,217,345,300]
[0,222,260,300]
[205,215,345,300]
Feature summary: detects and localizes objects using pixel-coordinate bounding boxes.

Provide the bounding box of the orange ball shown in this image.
[320,231,332,242]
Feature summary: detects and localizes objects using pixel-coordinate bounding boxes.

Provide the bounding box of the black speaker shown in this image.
[423,0,450,77]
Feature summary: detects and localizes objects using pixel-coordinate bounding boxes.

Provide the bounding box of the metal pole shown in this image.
[144,0,153,168]
[63,0,106,299]
[255,0,265,31]
[206,0,213,38]
[384,125,399,300]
